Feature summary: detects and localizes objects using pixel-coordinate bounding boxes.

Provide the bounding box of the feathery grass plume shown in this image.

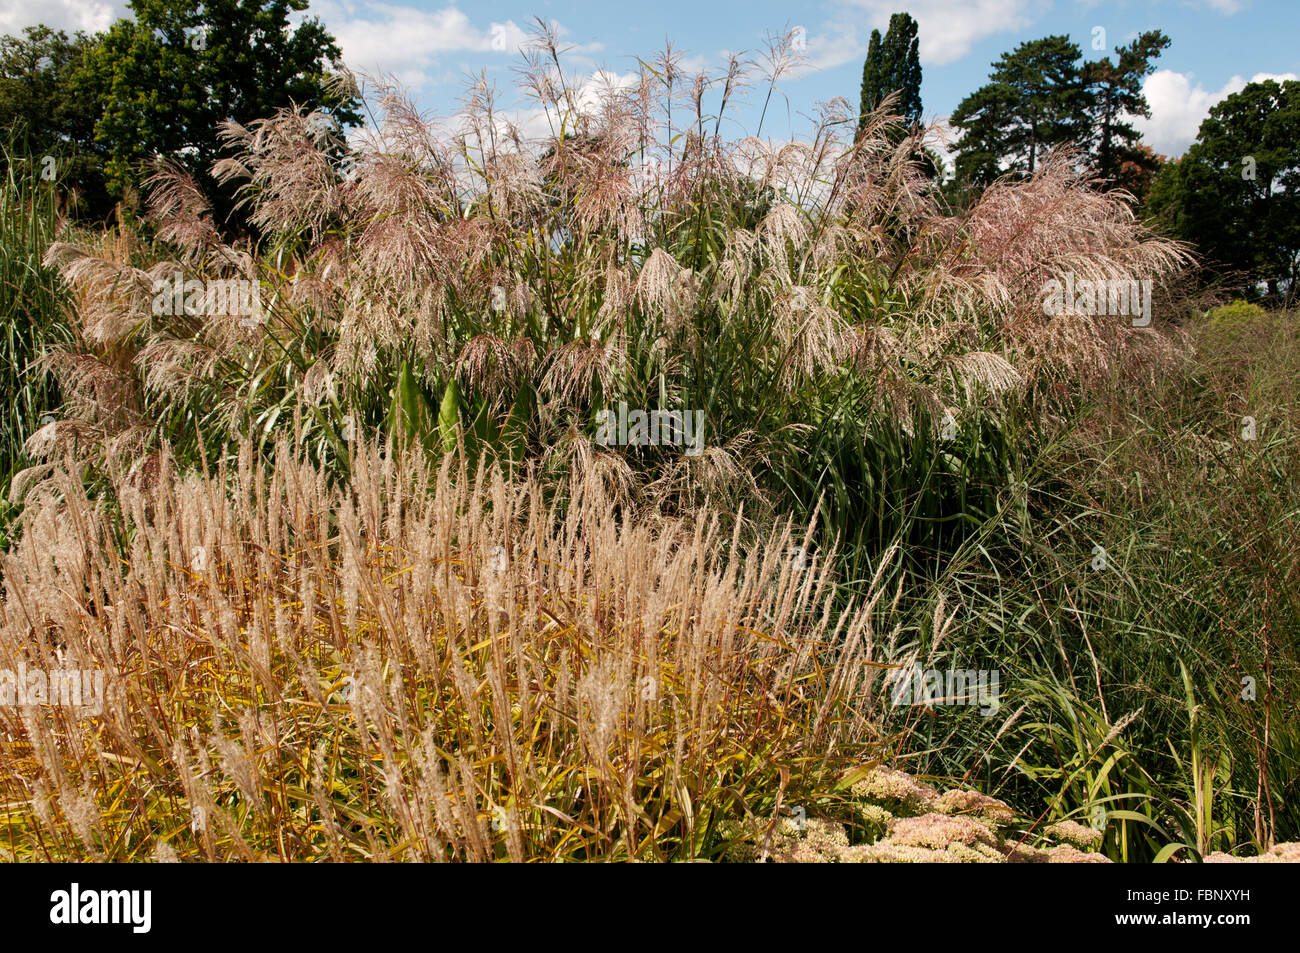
[539,337,622,406]
[214,109,346,247]
[635,247,695,327]
[0,437,899,860]
[144,160,227,265]
[31,35,1195,523]
[921,150,1193,390]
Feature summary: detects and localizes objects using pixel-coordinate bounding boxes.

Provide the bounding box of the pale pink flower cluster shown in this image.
[733,765,1119,863]
[1205,842,1300,863]
[840,842,971,863]
[886,812,1000,850]
[768,818,851,863]
[1045,820,1104,849]
[1042,844,1113,863]
[934,788,1016,821]
[719,816,850,863]
[851,801,893,833]
[848,766,940,814]
[1001,841,1112,863]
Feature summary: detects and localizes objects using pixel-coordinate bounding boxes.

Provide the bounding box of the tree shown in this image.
[0,27,112,219]
[951,35,1090,186]
[1147,80,1300,296]
[948,81,1017,189]
[1082,30,1169,187]
[859,30,882,128]
[1117,143,1165,205]
[858,13,921,129]
[82,0,362,231]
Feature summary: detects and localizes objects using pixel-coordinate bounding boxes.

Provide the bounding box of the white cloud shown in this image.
[309,3,605,90]
[834,0,1042,66]
[1135,69,1298,156]
[761,24,861,82]
[309,3,529,86]
[930,115,958,176]
[0,0,125,34]
[803,24,864,72]
[485,67,641,143]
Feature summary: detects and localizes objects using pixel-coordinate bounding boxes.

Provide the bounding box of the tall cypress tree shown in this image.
[859,29,883,128]
[858,13,921,129]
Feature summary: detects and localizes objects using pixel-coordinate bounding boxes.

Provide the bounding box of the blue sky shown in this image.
[3,0,1296,156]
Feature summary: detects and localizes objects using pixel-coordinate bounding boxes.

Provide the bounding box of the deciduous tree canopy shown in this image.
[1147,79,1300,295]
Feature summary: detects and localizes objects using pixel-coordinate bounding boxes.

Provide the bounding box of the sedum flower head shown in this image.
[849,766,939,815]
[1045,843,1113,863]
[1002,842,1050,863]
[935,788,1015,823]
[1045,820,1104,850]
[1205,842,1300,863]
[887,812,1000,850]
[840,842,963,863]
[852,801,893,839]
[770,818,849,863]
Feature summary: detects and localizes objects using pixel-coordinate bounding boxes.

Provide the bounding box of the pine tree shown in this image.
[951,35,1089,185]
[1082,30,1170,187]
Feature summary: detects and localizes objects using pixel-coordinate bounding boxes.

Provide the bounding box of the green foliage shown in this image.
[951,35,1090,186]
[1207,300,1267,327]
[858,13,921,129]
[0,145,72,506]
[2,5,361,230]
[0,27,112,220]
[1146,80,1300,294]
[895,309,1300,861]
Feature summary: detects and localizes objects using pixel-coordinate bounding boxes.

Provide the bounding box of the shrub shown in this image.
[1207,299,1267,329]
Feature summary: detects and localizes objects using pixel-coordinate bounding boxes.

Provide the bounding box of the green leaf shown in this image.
[1153,842,1191,864]
[437,376,461,456]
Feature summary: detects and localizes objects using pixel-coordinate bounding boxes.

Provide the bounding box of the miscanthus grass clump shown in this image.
[1,437,903,861]
[23,23,1191,546]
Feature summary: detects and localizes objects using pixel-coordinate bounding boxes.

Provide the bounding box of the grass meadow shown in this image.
[0,30,1296,862]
